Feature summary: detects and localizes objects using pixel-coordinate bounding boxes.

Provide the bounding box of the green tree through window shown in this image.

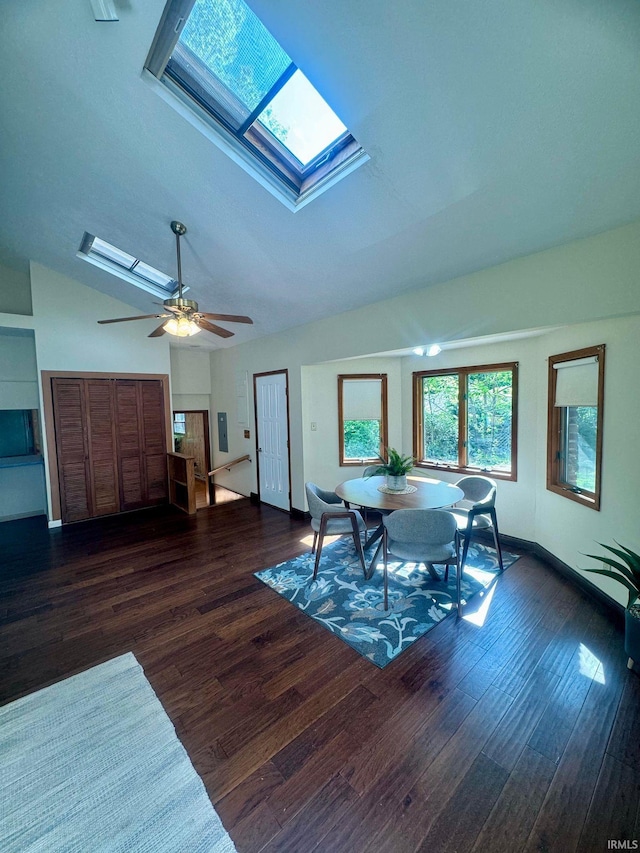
[414,363,518,479]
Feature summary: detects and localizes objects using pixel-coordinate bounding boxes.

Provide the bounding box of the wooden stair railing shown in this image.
[208,454,250,505]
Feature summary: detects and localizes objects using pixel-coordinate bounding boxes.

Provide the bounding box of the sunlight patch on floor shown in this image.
[299,533,341,548]
[578,642,606,683]
[462,581,497,627]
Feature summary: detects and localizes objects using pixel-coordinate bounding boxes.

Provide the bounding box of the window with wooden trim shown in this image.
[338,374,388,466]
[547,345,605,510]
[413,363,518,480]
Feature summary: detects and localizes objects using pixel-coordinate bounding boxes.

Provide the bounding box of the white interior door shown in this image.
[255,372,290,511]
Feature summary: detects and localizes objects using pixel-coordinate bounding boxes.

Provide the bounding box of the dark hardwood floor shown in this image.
[1,501,638,852]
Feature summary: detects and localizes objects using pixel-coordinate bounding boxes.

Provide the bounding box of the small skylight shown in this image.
[145,0,368,209]
[77,233,183,299]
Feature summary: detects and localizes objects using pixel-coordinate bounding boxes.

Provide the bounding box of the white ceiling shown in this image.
[1,0,639,350]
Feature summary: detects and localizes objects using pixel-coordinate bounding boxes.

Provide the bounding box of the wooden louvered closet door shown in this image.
[115,380,145,511]
[52,379,93,522]
[114,379,168,510]
[52,377,167,522]
[85,380,120,517]
[139,380,168,505]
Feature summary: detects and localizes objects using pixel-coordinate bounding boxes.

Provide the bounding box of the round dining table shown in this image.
[335,474,464,552]
[335,474,463,513]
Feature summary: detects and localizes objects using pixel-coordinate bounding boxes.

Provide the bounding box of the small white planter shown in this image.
[386,474,407,492]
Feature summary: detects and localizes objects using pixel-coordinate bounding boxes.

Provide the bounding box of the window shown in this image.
[145,0,368,209]
[413,363,518,480]
[338,375,388,466]
[547,345,605,510]
[173,412,186,435]
[77,233,184,300]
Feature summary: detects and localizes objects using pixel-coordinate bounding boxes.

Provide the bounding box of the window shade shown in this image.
[553,356,599,407]
[343,379,382,420]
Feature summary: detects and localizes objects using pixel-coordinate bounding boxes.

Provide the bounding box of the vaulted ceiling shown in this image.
[1,0,639,349]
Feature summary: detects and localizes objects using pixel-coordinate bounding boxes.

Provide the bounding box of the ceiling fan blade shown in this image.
[148,323,167,338]
[199,313,253,324]
[98,314,169,324]
[196,319,234,338]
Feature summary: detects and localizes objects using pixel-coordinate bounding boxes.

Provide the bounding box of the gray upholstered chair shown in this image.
[451,476,503,572]
[305,482,367,580]
[371,508,460,611]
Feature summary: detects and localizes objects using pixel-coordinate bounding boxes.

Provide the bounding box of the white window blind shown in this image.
[553,355,599,407]
[343,379,382,420]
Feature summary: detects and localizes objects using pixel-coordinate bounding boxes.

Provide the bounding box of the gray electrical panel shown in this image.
[217,412,228,453]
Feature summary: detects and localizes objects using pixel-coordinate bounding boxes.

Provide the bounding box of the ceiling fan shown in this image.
[97,221,253,339]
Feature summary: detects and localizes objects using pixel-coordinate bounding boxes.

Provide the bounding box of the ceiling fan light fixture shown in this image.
[163,316,201,337]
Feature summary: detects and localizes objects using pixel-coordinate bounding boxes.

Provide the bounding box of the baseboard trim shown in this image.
[532,541,625,623]
[290,506,308,522]
[0,511,47,524]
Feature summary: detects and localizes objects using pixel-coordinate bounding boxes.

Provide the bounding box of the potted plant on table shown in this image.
[583,542,640,670]
[365,447,415,492]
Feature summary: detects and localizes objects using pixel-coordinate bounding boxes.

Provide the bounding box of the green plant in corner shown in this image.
[583,542,640,607]
[583,542,640,671]
[364,447,415,478]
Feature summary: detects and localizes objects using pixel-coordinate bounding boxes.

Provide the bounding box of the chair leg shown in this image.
[425,562,440,581]
[367,538,383,581]
[312,531,318,554]
[490,508,504,571]
[455,533,462,615]
[349,514,367,578]
[460,522,472,573]
[382,528,389,611]
[313,517,327,581]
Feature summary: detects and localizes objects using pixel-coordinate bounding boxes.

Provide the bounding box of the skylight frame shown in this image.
[144,0,369,210]
[77,233,184,300]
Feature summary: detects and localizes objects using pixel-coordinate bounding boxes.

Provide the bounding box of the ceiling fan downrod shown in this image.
[167,220,197,313]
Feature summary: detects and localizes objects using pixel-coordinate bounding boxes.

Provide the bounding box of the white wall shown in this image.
[0,461,46,521]
[0,262,32,315]
[170,348,212,396]
[0,329,39,409]
[170,348,213,415]
[28,263,171,376]
[302,357,403,492]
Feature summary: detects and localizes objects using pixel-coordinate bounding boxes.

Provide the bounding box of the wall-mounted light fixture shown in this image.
[412,344,442,357]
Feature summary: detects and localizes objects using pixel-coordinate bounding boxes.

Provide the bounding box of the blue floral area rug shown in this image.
[255,539,520,668]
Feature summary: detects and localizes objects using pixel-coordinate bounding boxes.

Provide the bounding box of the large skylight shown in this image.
[145,0,368,208]
[258,70,348,166]
[77,233,183,299]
